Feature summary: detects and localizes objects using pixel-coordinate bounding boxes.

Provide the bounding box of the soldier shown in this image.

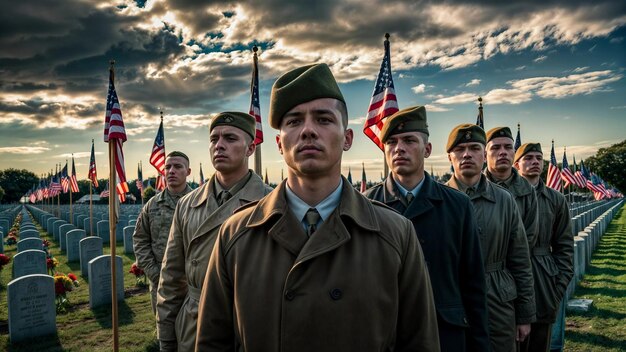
[445,124,535,352]
[514,143,574,352]
[365,106,490,351]
[156,112,272,351]
[133,151,192,315]
[485,127,539,250]
[196,63,440,351]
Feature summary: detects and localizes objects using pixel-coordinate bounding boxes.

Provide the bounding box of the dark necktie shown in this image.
[466,187,475,197]
[217,190,232,206]
[405,192,414,204]
[305,208,321,237]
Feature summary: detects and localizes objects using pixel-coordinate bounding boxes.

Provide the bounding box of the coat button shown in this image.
[285,290,295,301]
[463,317,468,324]
[329,288,342,300]
[191,259,198,266]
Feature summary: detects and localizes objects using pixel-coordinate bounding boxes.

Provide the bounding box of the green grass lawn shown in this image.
[564,206,626,352]
[0,215,159,351]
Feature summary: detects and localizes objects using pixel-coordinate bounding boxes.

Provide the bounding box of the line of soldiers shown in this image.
[133,62,574,352]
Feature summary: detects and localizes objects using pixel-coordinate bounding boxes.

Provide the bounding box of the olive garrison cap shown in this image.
[166,151,189,162]
[514,142,543,162]
[209,111,256,140]
[269,63,346,129]
[380,106,429,143]
[486,126,513,143]
[446,123,486,152]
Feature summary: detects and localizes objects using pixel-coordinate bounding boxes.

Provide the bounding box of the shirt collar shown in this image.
[285,178,343,229]
[392,176,425,199]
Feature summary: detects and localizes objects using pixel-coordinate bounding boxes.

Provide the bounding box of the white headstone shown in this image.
[59,224,75,252]
[7,274,56,343]
[88,255,124,308]
[97,220,110,244]
[12,249,47,279]
[53,220,67,241]
[66,229,86,262]
[17,237,43,253]
[123,226,134,254]
[19,229,40,240]
[79,237,103,277]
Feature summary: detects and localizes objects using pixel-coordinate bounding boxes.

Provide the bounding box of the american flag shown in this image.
[476,97,484,129]
[199,163,205,186]
[560,149,577,189]
[150,119,166,176]
[364,34,399,150]
[514,124,522,151]
[60,162,70,193]
[70,156,80,193]
[29,188,36,203]
[360,163,367,193]
[100,181,110,198]
[546,140,562,191]
[50,166,62,195]
[347,167,353,186]
[103,66,129,203]
[575,158,588,188]
[136,162,143,193]
[571,155,586,188]
[89,139,99,188]
[249,47,263,145]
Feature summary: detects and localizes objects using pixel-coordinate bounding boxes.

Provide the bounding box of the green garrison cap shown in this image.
[446,123,486,152]
[166,151,189,162]
[210,111,256,140]
[514,143,543,162]
[486,126,513,143]
[380,106,429,143]
[269,63,346,129]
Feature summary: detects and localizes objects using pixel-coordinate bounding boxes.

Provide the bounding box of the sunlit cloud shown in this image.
[0,146,50,154]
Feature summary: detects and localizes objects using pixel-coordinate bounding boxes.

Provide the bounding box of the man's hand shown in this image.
[516,324,531,342]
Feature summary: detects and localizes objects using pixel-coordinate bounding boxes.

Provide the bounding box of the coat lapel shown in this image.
[403,173,439,219]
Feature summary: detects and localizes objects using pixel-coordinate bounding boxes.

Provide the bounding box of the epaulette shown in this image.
[368,199,397,212]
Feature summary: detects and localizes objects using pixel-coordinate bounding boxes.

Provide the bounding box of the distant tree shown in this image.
[0,168,39,203]
[0,185,4,203]
[586,139,626,192]
[439,172,452,184]
[143,186,156,203]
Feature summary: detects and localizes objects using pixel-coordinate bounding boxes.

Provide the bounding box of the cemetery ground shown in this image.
[1,207,626,351]
[564,207,626,351]
[0,222,159,351]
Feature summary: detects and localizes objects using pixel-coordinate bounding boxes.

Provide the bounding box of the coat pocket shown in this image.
[437,304,470,328]
[494,272,518,303]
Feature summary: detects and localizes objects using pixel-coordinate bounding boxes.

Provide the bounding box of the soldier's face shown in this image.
[209,125,255,175]
[448,142,486,179]
[486,137,515,173]
[165,156,191,189]
[277,98,353,178]
[515,152,544,178]
[384,131,432,177]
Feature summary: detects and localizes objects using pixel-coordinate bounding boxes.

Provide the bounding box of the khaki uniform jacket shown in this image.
[486,168,539,249]
[156,171,272,351]
[196,178,440,352]
[447,175,535,352]
[133,186,192,284]
[532,179,574,323]
[365,172,490,352]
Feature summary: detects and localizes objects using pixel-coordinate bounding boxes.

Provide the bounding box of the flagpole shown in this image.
[108,60,120,352]
[252,46,263,176]
[69,158,73,225]
[89,180,93,235]
[140,161,144,207]
[382,33,391,179]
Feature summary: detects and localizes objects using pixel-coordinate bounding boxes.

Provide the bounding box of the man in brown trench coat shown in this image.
[514,143,574,352]
[445,124,536,352]
[156,112,272,351]
[196,63,440,351]
[365,106,490,351]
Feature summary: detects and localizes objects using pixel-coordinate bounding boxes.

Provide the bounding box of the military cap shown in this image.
[209,111,256,140]
[514,143,543,162]
[446,123,486,152]
[486,126,513,143]
[269,63,346,129]
[380,106,429,143]
[166,151,189,163]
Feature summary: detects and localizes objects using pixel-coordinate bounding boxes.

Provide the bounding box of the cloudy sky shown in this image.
[1,0,625,184]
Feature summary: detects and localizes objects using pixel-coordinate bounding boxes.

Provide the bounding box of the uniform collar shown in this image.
[190,169,258,208]
[285,178,343,228]
[485,168,533,196]
[448,174,496,203]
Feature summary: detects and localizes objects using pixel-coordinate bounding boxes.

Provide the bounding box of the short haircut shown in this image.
[166,151,189,163]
